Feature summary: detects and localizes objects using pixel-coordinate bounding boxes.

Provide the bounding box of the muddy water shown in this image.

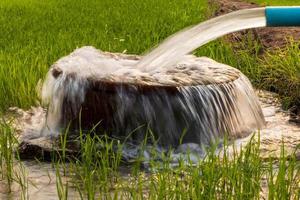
[235,91,300,159]
[2,90,299,199]
[0,161,79,199]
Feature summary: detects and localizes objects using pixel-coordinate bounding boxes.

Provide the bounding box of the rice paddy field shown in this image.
[0,0,300,199]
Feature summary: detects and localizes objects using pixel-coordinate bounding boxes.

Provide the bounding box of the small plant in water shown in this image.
[0,120,17,190]
[51,128,300,199]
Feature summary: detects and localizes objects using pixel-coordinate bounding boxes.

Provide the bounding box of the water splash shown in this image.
[40,46,265,148]
[40,8,268,148]
[136,8,266,71]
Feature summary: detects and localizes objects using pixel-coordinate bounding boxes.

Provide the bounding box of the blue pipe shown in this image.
[266,7,300,27]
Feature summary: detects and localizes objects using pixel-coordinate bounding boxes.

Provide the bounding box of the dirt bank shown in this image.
[213,0,300,50]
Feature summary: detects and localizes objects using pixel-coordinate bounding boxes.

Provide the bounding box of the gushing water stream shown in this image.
[136,8,266,71]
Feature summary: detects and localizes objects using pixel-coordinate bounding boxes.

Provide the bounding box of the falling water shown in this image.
[41,47,265,146]
[136,8,266,71]
[38,8,269,162]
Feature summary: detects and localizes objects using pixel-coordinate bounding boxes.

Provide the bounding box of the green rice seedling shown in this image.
[13,161,29,200]
[57,123,71,175]
[267,142,300,199]
[75,134,98,199]
[55,162,69,200]
[259,40,300,108]
[67,129,124,199]
[0,121,17,190]
[0,122,29,199]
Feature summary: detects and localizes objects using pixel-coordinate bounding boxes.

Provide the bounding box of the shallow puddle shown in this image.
[0,161,79,199]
